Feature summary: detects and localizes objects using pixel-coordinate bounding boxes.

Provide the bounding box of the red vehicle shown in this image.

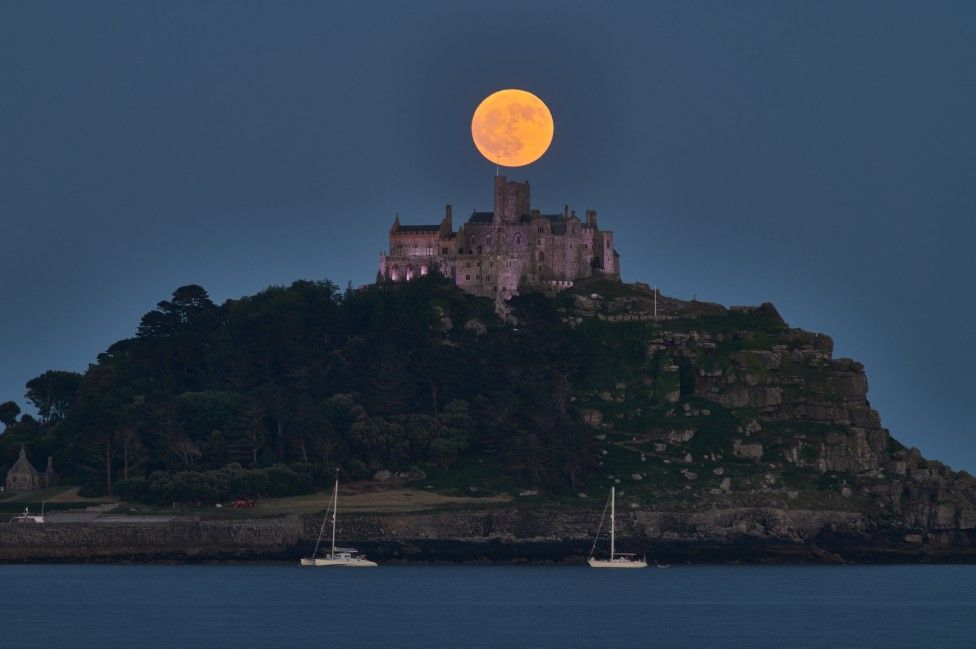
[232,498,256,508]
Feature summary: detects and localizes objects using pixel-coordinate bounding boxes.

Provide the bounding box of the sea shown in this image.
[2,564,973,648]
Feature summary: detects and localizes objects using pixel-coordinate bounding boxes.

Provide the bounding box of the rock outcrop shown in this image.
[562,282,976,545]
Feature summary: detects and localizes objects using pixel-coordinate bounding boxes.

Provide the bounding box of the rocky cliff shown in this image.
[558,281,976,545]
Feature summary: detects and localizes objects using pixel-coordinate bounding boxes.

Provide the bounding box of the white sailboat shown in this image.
[11,504,45,524]
[588,486,647,568]
[300,471,377,567]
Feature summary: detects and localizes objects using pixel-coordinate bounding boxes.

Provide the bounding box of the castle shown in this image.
[379,176,619,299]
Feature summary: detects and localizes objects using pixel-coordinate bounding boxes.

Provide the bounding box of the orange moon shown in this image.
[471,89,554,167]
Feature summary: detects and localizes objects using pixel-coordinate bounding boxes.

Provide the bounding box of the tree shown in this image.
[137,285,216,338]
[169,437,202,468]
[25,370,82,422]
[227,400,266,466]
[0,401,20,428]
[136,285,217,385]
[116,425,147,481]
[430,400,472,468]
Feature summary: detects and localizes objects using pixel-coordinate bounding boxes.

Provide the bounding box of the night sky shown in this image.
[2,2,974,469]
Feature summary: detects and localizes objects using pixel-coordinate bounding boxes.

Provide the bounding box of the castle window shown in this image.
[538,227,543,233]
[486,234,492,245]
[515,233,522,245]
[466,262,471,268]
[442,247,448,254]
[465,275,470,280]
[477,246,482,254]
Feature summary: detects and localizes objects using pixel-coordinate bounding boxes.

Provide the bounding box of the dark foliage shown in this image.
[0,275,605,500]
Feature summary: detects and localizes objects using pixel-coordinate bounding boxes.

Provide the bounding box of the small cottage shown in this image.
[4,445,58,493]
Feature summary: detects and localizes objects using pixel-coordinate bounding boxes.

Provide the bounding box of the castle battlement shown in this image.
[378,177,619,299]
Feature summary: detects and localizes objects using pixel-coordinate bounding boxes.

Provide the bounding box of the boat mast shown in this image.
[331,469,339,556]
[610,486,616,560]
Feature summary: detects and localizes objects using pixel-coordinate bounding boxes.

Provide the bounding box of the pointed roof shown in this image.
[8,444,39,478]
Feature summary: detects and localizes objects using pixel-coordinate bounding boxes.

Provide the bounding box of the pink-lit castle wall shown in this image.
[378,177,620,299]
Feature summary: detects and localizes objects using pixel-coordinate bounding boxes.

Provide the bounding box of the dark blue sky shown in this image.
[2,2,974,469]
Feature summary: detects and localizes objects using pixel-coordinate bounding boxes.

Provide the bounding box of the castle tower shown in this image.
[493,176,530,223]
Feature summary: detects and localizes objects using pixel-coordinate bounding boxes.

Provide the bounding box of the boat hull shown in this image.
[588,558,648,569]
[309,557,377,567]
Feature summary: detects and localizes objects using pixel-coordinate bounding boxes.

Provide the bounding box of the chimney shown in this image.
[586,209,597,228]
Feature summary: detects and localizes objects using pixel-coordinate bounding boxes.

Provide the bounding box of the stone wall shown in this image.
[3,505,974,564]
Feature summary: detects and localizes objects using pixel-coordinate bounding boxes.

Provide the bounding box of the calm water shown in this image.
[2,564,974,648]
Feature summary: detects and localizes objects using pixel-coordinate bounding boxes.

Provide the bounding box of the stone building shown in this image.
[378,176,619,300]
[4,445,58,493]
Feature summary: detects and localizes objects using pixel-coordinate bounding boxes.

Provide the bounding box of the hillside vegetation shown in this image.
[3,273,975,536]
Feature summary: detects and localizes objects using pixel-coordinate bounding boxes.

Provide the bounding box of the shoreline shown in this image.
[3,507,975,565]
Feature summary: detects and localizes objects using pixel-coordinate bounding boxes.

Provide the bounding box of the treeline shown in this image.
[1,273,603,500]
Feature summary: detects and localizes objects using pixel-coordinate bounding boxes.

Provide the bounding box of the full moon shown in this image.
[471,89,554,167]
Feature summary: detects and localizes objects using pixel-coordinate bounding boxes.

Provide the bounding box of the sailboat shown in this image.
[300,470,377,567]
[588,486,647,568]
[11,504,45,524]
